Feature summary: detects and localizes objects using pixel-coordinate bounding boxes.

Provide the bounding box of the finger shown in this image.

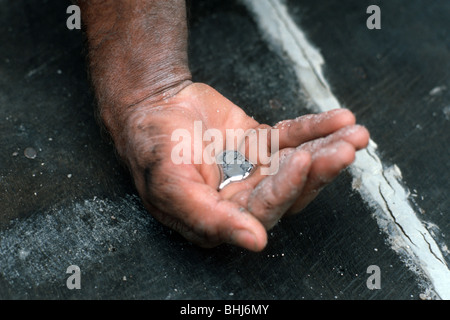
[298,124,369,154]
[149,174,268,251]
[218,147,297,200]
[222,124,367,198]
[274,108,356,149]
[234,124,273,166]
[288,140,356,214]
[246,150,312,229]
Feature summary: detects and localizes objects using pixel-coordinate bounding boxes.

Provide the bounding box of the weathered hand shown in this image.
[121,83,369,251]
[79,1,369,251]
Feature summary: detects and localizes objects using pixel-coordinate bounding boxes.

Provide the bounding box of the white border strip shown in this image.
[243,0,450,299]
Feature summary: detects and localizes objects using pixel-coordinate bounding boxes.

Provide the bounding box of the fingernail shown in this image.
[230,229,258,251]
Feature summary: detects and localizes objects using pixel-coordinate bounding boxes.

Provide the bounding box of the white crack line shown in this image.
[243,0,450,299]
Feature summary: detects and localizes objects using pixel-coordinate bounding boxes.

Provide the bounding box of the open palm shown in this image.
[122,83,369,251]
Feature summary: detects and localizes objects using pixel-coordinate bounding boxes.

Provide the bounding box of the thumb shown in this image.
[170,181,268,251]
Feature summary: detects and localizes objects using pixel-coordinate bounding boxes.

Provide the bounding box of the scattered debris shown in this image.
[419,292,432,300]
[443,106,450,120]
[18,249,30,260]
[429,86,446,96]
[24,147,37,159]
[269,98,282,110]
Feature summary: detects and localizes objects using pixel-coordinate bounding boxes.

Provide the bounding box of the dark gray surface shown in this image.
[286,0,450,265]
[0,0,446,299]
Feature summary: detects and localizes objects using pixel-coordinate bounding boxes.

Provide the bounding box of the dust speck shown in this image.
[269,99,282,110]
[419,293,431,300]
[19,249,30,260]
[24,147,37,159]
[443,106,450,120]
[429,86,446,96]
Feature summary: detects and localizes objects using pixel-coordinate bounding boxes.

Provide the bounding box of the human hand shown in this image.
[79,1,369,251]
[119,83,369,251]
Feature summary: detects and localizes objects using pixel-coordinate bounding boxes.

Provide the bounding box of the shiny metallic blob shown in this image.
[216,150,255,190]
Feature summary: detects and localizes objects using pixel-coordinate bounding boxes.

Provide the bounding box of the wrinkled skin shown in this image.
[79,0,370,251]
[122,82,370,251]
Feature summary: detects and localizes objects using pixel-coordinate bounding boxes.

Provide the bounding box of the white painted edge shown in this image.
[243,0,450,299]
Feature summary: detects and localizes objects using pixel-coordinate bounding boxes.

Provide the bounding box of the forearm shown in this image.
[80,0,192,145]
